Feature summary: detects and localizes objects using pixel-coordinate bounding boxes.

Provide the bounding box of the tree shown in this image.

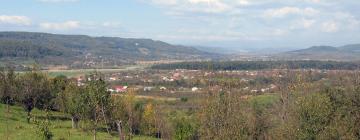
[82,72,111,140]
[173,117,197,140]
[142,103,156,136]
[33,110,53,140]
[111,89,146,140]
[50,75,68,110]
[111,96,127,140]
[123,88,142,139]
[18,68,52,123]
[59,82,84,129]
[274,93,333,140]
[0,66,17,110]
[199,92,254,140]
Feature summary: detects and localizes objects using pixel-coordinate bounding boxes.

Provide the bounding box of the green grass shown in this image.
[44,65,147,78]
[249,94,280,109]
[0,104,158,140]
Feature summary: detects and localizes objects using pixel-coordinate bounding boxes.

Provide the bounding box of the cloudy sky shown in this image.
[1,0,360,49]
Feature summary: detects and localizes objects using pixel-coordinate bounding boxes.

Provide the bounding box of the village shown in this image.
[74,68,333,101]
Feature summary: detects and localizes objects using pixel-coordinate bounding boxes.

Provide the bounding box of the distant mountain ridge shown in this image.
[278,44,360,61]
[0,32,217,68]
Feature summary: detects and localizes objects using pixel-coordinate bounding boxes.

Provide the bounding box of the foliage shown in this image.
[173,117,197,140]
[152,60,360,71]
[142,103,157,135]
[33,111,53,140]
[18,68,53,123]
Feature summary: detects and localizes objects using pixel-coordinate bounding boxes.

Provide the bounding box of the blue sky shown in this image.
[1,0,360,49]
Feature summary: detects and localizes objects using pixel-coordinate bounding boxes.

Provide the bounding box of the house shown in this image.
[160,86,167,91]
[109,77,117,81]
[192,87,199,92]
[173,72,181,78]
[270,84,277,89]
[77,77,85,86]
[251,90,259,93]
[109,86,128,93]
[261,88,270,92]
[144,87,154,92]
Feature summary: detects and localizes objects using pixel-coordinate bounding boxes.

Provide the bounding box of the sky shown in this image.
[1,0,360,50]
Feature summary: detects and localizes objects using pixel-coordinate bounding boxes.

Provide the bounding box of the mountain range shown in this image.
[0,32,216,68]
[1,31,360,68]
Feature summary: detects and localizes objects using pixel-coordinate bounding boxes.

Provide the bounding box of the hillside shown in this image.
[0,104,156,140]
[0,32,216,68]
[277,44,360,61]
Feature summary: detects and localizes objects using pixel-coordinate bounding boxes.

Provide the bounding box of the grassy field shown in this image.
[43,65,147,78]
[0,104,157,140]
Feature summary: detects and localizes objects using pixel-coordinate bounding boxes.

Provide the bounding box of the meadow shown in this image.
[0,104,157,140]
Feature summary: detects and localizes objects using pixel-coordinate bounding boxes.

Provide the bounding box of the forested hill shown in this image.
[277,44,360,61]
[0,32,217,68]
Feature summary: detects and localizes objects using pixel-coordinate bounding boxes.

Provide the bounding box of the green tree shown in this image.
[111,96,127,140]
[50,75,68,110]
[0,66,18,109]
[82,72,111,140]
[173,117,197,140]
[18,69,52,123]
[33,110,53,140]
[274,93,333,140]
[59,82,84,129]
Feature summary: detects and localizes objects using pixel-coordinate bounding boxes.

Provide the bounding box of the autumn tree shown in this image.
[199,92,254,140]
[142,103,157,136]
[111,96,127,140]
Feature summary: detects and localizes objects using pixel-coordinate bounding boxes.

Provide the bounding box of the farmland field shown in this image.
[43,65,146,78]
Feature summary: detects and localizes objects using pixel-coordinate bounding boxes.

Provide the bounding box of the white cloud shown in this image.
[291,18,316,29]
[263,7,319,18]
[37,0,79,2]
[151,0,177,6]
[40,21,80,30]
[102,22,121,28]
[0,15,31,25]
[149,0,232,14]
[237,0,250,6]
[188,0,232,13]
[272,29,288,36]
[304,0,321,3]
[321,21,338,33]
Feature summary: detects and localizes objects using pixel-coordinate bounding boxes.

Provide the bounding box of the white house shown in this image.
[192,87,199,92]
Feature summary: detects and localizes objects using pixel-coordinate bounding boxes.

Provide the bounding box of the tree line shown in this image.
[152,60,360,70]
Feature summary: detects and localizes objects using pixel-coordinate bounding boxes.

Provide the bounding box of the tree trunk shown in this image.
[26,111,31,123]
[93,111,97,140]
[5,101,9,140]
[6,102,9,113]
[71,116,79,129]
[93,128,97,140]
[116,120,125,140]
[101,104,110,134]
